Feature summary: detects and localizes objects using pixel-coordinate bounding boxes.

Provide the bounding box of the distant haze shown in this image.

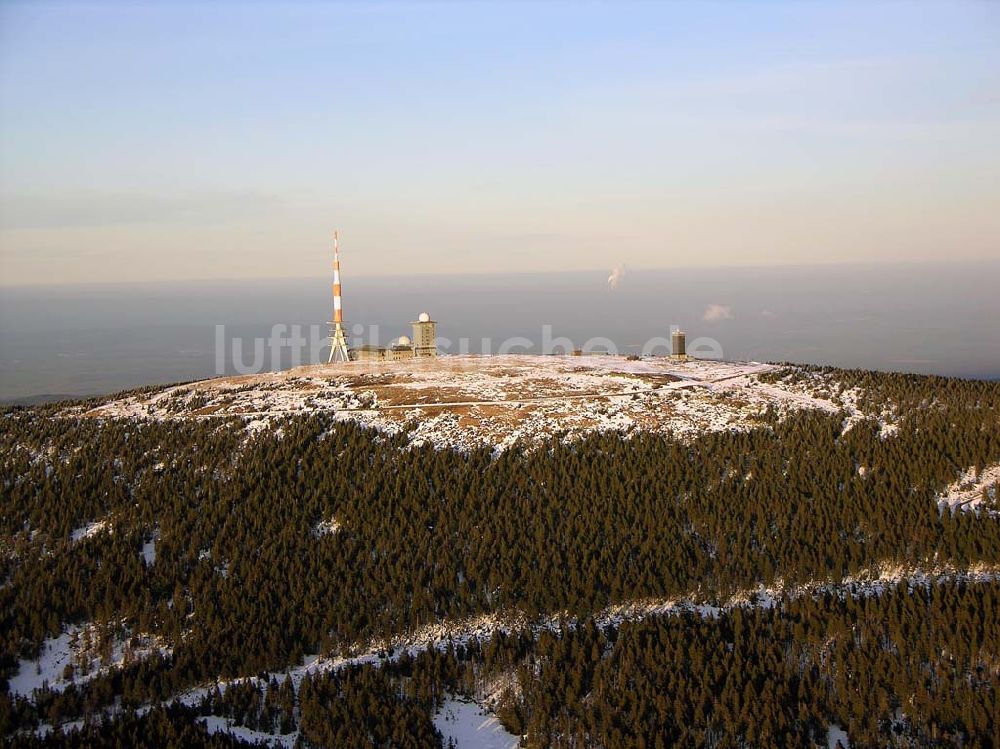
[1,261,998,401]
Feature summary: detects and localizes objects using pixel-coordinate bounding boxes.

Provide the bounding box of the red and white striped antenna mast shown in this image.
[327,229,351,363]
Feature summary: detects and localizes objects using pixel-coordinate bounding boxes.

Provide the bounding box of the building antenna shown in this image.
[327,230,351,363]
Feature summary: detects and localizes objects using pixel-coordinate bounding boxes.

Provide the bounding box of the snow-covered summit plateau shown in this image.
[73,355,871,452]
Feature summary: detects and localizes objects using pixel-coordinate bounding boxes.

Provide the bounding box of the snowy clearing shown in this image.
[8,622,171,698]
[71,355,882,453]
[434,697,520,749]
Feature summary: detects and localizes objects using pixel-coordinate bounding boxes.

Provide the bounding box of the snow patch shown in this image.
[313,517,342,537]
[197,715,297,748]
[938,463,1000,514]
[70,520,109,543]
[434,697,519,749]
[827,723,851,749]
[141,529,160,565]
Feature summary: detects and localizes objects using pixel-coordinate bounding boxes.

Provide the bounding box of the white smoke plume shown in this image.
[703,304,734,321]
[607,264,626,291]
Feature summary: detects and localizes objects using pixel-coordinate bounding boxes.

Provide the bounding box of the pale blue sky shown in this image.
[1,1,998,284]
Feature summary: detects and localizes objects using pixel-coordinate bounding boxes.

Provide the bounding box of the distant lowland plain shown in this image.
[1,260,998,403]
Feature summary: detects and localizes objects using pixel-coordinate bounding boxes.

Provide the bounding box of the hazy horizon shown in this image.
[2,259,998,402]
[3,256,991,290]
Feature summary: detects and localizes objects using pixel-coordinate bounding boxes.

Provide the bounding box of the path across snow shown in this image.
[20,563,998,744]
[165,563,1000,707]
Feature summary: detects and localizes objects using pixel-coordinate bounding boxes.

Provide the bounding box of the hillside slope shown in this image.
[4,359,999,747]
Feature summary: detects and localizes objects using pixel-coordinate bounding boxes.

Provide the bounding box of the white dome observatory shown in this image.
[410,312,437,358]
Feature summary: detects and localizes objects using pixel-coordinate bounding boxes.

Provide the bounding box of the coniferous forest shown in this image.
[2,365,999,747]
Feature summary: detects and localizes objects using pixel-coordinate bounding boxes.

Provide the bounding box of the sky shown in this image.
[1,0,998,286]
